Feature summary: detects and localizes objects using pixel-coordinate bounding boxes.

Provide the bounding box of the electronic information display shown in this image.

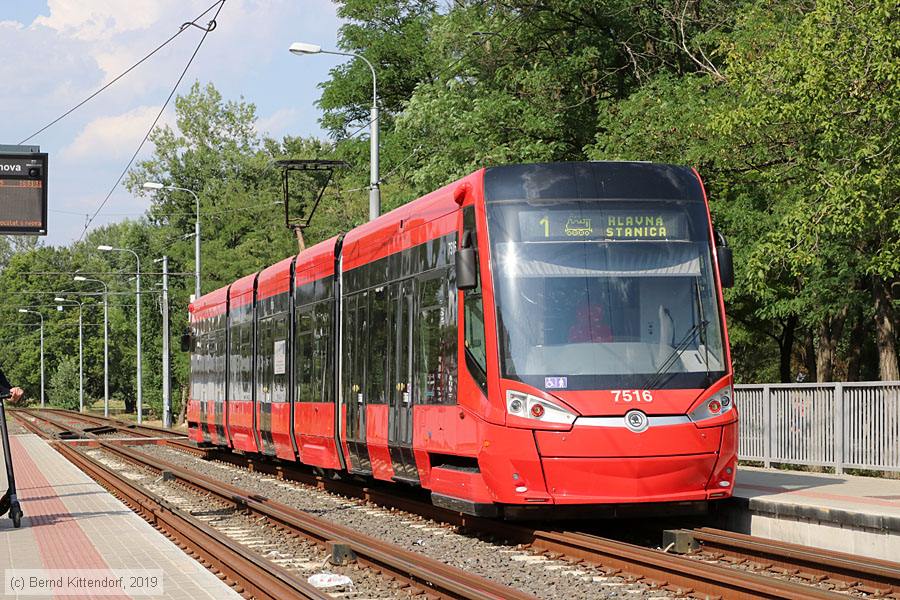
[0,152,48,235]
[517,207,687,242]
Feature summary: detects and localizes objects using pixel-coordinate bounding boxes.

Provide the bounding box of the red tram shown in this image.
[187,162,738,518]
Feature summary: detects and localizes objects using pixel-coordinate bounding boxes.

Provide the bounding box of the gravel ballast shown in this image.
[137,443,673,600]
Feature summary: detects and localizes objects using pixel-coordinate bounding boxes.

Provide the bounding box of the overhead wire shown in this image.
[16,0,224,144]
[77,0,227,242]
[64,4,519,244]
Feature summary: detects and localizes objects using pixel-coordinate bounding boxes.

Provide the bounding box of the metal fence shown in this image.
[735,381,900,473]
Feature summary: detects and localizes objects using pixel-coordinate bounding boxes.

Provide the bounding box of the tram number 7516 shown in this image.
[611,390,653,403]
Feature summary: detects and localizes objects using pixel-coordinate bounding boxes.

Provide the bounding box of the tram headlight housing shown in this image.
[506,390,577,425]
[689,386,735,423]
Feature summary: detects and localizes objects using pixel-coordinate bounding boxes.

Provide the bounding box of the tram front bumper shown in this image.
[531,420,737,504]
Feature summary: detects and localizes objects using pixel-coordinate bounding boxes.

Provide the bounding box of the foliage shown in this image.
[49,355,79,410]
[0,0,897,402]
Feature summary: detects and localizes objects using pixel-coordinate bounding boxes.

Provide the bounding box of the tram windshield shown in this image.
[485,199,726,390]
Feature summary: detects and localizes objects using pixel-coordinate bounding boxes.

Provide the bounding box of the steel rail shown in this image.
[16,408,127,440]
[505,529,850,600]
[185,447,853,600]
[688,527,900,595]
[39,408,186,438]
[11,409,78,437]
[96,441,534,600]
[19,410,877,599]
[53,442,331,600]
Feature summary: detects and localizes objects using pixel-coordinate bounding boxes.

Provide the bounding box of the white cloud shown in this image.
[34,0,168,41]
[61,105,170,161]
[1,0,343,245]
[0,20,101,125]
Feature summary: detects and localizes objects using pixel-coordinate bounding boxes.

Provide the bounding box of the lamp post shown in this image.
[97,245,142,423]
[154,255,171,428]
[143,182,202,299]
[55,297,84,412]
[289,41,380,221]
[17,309,43,408]
[74,276,109,416]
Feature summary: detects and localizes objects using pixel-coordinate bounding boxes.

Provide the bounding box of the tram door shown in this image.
[389,279,419,482]
[344,291,372,473]
[256,316,277,456]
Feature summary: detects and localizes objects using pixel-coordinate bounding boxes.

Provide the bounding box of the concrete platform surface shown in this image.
[729,466,900,560]
[735,466,900,523]
[0,433,241,599]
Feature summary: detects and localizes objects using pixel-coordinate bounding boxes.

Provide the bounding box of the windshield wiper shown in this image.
[642,319,708,391]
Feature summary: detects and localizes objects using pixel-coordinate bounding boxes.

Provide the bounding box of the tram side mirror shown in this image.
[717,245,734,288]
[180,329,192,353]
[456,230,478,291]
[713,229,734,289]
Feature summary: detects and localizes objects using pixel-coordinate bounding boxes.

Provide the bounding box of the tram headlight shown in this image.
[506,390,577,425]
[689,386,735,423]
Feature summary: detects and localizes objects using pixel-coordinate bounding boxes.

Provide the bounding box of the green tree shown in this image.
[49,355,79,410]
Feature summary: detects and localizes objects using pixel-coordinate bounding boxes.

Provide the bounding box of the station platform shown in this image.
[724,466,900,561]
[0,433,241,599]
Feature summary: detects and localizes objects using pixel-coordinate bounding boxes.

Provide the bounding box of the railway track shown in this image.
[30,408,186,439]
[680,527,900,596]
[16,409,900,599]
[12,410,533,600]
[188,444,900,599]
[55,442,332,600]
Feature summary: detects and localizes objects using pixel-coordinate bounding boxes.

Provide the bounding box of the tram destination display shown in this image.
[517,206,688,242]
[0,151,48,235]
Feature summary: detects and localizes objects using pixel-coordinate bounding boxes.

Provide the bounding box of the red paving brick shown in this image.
[1,434,241,599]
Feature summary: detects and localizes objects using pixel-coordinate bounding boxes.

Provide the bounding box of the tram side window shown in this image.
[341,295,357,407]
[210,330,218,401]
[228,322,238,400]
[214,327,225,401]
[241,321,253,399]
[295,307,314,402]
[272,314,288,402]
[366,286,389,404]
[202,331,212,402]
[257,317,273,403]
[202,332,210,402]
[229,319,253,402]
[462,206,488,387]
[352,291,369,404]
[465,297,487,373]
[203,326,210,402]
[219,326,227,398]
[314,301,332,404]
[417,275,456,405]
[210,329,218,401]
[191,328,199,401]
[295,300,332,404]
[228,320,243,401]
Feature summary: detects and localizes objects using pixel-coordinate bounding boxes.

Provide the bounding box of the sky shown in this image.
[0,0,344,245]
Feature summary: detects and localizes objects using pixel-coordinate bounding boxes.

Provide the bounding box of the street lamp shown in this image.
[17,309,43,408]
[289,41,381,221]
[143,182,202,300]
[154,255,172,428]
[74,276,109,417]
[97,245,143,423]
[55,297,84,413]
